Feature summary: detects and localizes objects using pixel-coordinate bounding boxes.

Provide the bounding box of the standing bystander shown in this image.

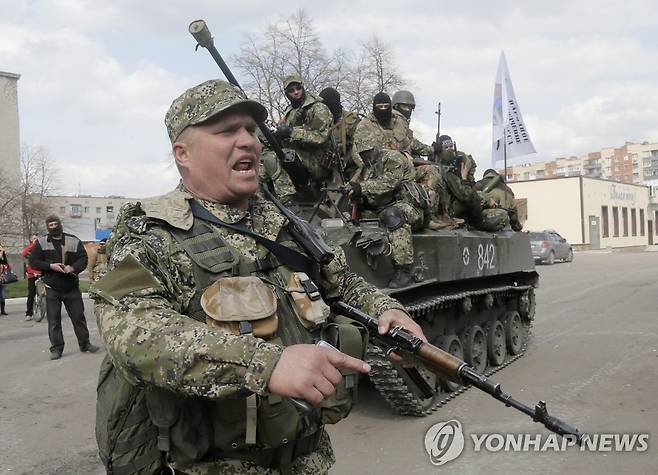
[0,240,9,316]
[28,216,100,360]
[21,235,42,321]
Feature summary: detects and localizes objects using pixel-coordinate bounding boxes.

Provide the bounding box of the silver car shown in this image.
[528,230,574,265]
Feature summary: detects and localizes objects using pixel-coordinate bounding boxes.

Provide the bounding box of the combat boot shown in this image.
[388,265,413,289]
[427,215,454,230]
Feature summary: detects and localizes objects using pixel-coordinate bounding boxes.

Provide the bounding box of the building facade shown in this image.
[0,71,22,257]
[44,195,137,231]
[509,176,652,249]
[504,141,658,187]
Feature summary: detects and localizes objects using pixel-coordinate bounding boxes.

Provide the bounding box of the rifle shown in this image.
[188,19,584,445]
[332,301,585,444]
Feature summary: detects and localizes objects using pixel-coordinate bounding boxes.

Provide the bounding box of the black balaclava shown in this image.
[319,87,342,122]
[45,215,63,237]
[372,92,392,124]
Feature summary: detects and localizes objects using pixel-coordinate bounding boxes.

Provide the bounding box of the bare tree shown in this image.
[18,144,59,241]
[0,170,22,243]
[232,10,407,119]
[342,36,407,115]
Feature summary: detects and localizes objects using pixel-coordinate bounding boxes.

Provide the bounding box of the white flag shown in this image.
[491,51,536,168]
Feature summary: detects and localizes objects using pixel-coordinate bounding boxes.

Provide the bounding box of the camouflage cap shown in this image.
[283,74,303,90]
[165,79,267,143]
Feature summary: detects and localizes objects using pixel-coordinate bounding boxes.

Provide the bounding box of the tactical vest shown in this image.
[37,235,81,263]
[96,216,366,474]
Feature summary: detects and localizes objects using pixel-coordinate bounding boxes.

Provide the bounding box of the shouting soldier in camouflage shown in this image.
[92,79,424,475]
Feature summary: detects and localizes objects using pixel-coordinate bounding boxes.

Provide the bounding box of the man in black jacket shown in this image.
[29,215,99,360]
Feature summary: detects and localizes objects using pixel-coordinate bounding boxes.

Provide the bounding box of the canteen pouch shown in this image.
[201,276,278,338]
[286,272,330,329]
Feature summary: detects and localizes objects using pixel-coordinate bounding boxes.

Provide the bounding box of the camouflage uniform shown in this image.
[92,184,407,474]
[358,151,424,267]
[330,110,361,176]
[475,172,522,231]
[280,93,334,183]
[351,112,409,165]
[393,110,433,157]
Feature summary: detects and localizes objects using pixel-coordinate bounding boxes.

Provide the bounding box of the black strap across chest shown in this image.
[188,200,320,283]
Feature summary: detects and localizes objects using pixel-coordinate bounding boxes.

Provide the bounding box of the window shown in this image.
[96,207,101,214]
[631,208,637,236]
[640,209,645,236]
[106,206,114,213]
[601,206,609,238]
[84,206,90,214]
[622,207,628,236]
[612,207,619,237]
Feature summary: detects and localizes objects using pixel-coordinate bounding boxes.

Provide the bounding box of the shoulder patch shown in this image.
[94,254,164,300]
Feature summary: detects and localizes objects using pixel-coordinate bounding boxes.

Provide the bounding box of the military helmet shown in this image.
[392,90,415,107]
[283,74,304,90]
[165,79,267,143]
[483,168,499,178]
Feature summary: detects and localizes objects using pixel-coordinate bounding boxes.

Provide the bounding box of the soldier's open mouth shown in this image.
[233,159,255,174]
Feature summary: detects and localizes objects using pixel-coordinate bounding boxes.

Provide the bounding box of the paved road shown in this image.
[0,252,656,474]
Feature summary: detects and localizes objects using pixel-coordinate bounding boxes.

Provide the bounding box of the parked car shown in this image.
[528,230,574,264]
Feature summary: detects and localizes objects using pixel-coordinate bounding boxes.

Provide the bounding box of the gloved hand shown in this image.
[347,181,362,198]
[274,124,292,140]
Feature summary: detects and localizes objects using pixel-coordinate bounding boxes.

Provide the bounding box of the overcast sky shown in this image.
[3,0,658,198]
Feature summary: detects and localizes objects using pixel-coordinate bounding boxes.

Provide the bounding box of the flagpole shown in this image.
[503,130,507,180]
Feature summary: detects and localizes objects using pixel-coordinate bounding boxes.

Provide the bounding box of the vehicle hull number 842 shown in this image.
[463,243,496,271]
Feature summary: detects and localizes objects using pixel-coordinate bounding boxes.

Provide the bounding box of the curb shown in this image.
[5,293,90,304]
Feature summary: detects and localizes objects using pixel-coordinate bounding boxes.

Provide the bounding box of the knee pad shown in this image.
[379,206,406,231]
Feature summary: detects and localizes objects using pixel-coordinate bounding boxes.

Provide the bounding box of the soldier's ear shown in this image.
[172,141,191,168]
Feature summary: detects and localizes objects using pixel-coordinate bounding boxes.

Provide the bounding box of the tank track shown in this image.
[366,285,534,416]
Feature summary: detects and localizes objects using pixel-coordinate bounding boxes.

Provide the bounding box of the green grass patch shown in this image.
[3,279,91,298]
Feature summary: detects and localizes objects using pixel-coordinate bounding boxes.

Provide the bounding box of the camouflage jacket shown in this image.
[92,184,407,473]
[393,110,433,157]
[360,150,417,210]
[352,112,410,158]
[281,92,333,150]
[330,110,361,164]
[475,175,522,230]
[95,183,405,396]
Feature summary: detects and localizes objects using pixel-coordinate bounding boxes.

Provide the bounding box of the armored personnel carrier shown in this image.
[319,218,538,415]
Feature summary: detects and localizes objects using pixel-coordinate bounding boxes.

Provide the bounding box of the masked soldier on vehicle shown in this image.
[346,147,428,288]
[475,168,523,231]
[391,90,433,158]
[273,75,335,185]
[92,79,424,475]
[319,87,361,179]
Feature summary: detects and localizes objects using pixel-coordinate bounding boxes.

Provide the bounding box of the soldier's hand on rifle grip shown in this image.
[377,309,427,362]
[274,124,292,141]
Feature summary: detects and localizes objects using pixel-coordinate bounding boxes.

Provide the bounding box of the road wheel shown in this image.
[487,320,507,366]
[439,334,463,392]
[462,325,487,373]
[505,311,525,355]
[566,249,574,262]
[545,251,555,265]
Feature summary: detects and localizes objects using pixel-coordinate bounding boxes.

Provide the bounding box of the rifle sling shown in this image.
[188,200,320,283]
